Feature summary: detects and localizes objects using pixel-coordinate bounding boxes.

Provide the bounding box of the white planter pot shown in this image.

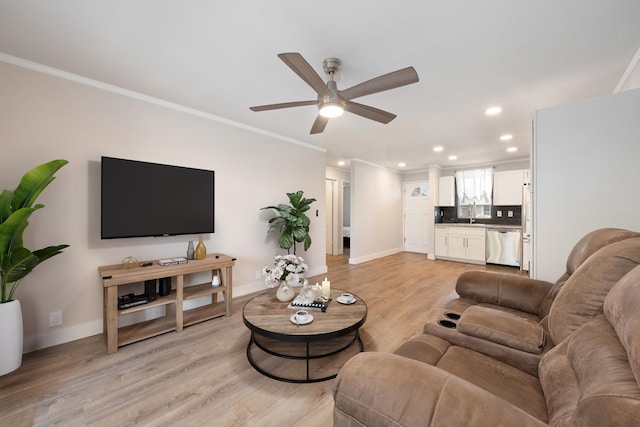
[0,300,23,375]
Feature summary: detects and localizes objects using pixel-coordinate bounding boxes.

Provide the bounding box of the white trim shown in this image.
[440,157,530,171]
[0,52,326,154]
[22,267,327,354]
[23,319,103,353]
[351,158,398,172]
[615,46,640,93]
[349,247,404,265]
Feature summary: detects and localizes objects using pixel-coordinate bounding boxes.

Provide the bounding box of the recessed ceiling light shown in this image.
[337,160,345,166]
[485,106,502,116]
[507,147,518,153]
[433,146,444,152]
[499,134,513,141]
[448,155,458,160]
[398,162,406,167]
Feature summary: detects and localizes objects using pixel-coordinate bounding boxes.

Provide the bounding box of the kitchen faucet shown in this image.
[469,203,476,224]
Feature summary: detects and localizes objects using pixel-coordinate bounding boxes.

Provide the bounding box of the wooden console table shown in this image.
[99,253,235,353]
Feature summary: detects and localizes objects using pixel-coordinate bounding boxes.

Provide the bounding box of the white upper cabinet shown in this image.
[438,176,455,206]
[493,170,527,206]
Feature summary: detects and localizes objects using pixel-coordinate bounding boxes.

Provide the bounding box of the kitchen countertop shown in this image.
[435,223,522,229]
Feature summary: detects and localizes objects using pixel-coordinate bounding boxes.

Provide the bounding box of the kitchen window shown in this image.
[456,168,493,219]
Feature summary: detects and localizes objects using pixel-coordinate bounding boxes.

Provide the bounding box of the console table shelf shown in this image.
[118,316,177,347]
[99,253,235,353]
[117,292,176,316]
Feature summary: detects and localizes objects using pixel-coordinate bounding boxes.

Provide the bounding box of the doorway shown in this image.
[342,182,351,255]
[403,181,429,254]
[326,179,335,255]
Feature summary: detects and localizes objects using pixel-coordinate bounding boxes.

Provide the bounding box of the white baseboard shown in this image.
[349,247,403,265]
[23,271,331,354]
[24,319,103,353]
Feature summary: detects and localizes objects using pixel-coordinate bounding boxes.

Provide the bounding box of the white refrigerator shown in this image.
[521,170,532,272]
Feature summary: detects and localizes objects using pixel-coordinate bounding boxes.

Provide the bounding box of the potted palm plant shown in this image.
[261,191,316,302]
[0,159,69,375]
[261,190,316,255]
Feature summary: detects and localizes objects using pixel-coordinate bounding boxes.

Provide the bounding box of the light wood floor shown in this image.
[0,252,523,427]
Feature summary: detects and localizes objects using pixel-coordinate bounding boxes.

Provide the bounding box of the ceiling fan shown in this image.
[250,53,419,134]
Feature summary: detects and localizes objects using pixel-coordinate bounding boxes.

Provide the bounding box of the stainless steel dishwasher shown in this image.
[486,228,521,267]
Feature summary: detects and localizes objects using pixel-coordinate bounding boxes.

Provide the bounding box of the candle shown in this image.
[322,277,331,298]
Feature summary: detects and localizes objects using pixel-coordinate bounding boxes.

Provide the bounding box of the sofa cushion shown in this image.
[548,237,640,344]
[604,264,640,386]
[564,228,640,280]
[435,346,548,422]
[394,333,451,365]
[541,228,640,318]
[334,352,547,427]
[457,305,545,354]
[423,305,546,376]
[539,317,640,426]
[395,335,548,422]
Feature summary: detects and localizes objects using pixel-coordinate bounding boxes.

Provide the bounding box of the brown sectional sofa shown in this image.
[424,228,640,376]
[333,229,640,426]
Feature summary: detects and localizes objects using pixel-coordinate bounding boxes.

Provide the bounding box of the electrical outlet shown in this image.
[508,210,514,217]
[49,311,62,327]
[497,211,502,217]
[255,270,262,280]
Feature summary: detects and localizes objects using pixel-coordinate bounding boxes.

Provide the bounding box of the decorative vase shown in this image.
[276,281,295,302]
[195,236,207,260]
[187,241,195,260]
[0,300,23,376]
[300,281,316,301]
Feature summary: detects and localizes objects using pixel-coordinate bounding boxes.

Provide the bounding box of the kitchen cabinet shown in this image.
[435,226,486,264]
[435,226,449,258]
[438,176,455,206]
[493,170,527,206]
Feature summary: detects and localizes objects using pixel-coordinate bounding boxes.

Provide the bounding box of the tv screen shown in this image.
[101,157,214,239]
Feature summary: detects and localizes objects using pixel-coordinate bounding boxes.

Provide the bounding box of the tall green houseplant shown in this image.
[0,160,69,303]
[261,190,316,255]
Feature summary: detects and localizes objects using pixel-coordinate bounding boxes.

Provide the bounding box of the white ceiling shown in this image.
[1,1,639,172]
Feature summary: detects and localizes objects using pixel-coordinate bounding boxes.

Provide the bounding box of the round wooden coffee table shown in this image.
[242,288,367,383]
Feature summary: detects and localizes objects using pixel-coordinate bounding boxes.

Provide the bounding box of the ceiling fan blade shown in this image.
[310,115,329,134]
[340,67,419,100]
[250,100,317,112]
[278,53,331,97]
[345,101,396,124]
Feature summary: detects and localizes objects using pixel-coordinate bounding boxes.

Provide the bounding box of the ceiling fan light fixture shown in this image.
[319,101,345,118]
[485,106,502,116]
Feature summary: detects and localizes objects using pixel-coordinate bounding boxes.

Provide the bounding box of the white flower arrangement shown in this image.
[262,254,308,288]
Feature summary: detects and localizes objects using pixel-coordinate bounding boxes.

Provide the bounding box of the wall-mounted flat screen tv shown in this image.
[101,156,214,239]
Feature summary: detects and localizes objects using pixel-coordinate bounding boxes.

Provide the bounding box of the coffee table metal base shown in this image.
[246,330,364,383]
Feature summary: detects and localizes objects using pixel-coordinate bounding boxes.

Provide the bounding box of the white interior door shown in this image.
[403,181,429,254]
[325,179,335,255]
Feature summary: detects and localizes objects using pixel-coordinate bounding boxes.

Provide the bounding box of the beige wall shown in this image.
[350,160,404,264]
[1,61,327,352]
[532,88,640,281]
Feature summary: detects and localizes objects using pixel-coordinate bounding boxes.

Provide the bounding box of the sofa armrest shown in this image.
[456,271,552,315]
[457,305,546,354]
[333,352,546,427]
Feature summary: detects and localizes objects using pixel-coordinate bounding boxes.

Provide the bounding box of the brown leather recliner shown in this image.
[423,228,640,375]
[333,259,640,426]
